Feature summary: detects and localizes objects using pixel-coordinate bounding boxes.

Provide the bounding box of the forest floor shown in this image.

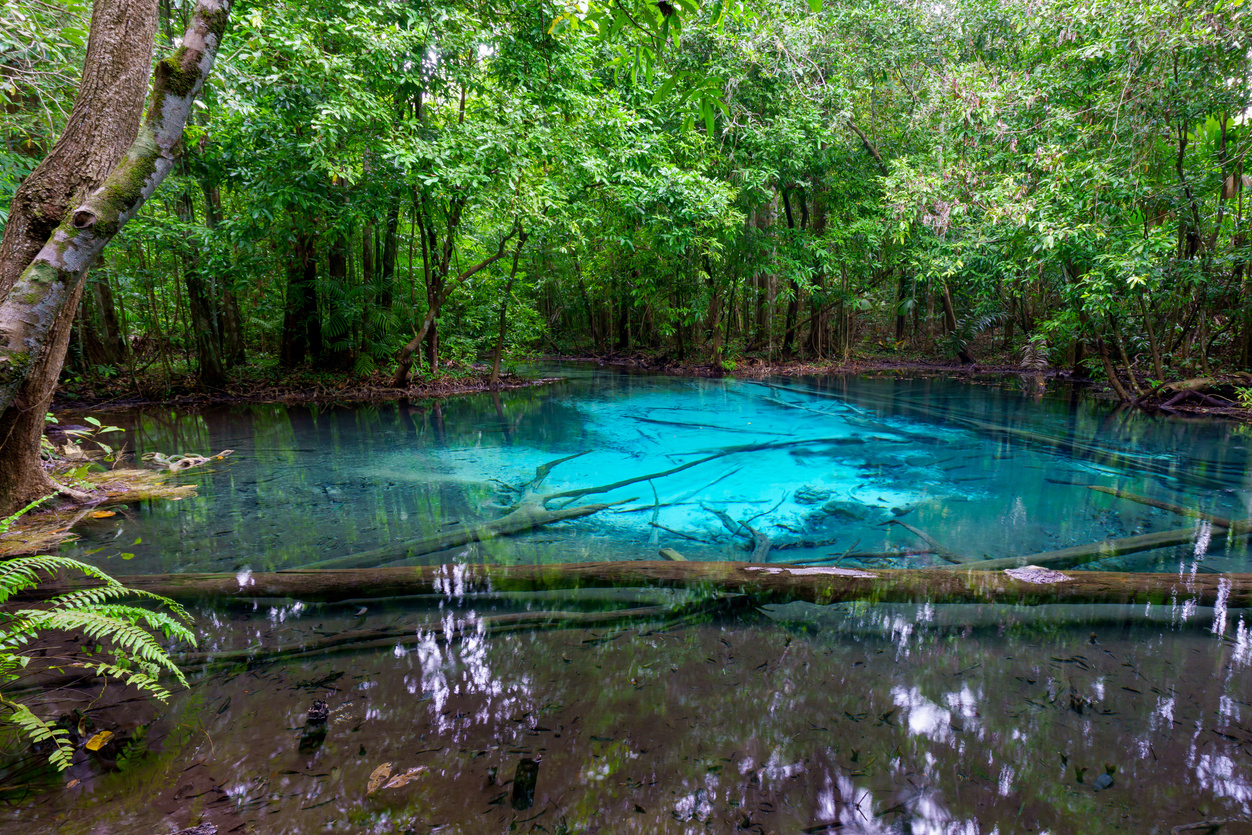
[49,338,1252,422]
[550,339,1252,423]
[52,363,559,413]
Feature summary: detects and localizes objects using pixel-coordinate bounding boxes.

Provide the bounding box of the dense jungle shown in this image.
[3,1,1252,833]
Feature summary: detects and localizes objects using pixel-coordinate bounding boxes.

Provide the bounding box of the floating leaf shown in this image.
[89,511,115,519]
[382,767,426,790]
[367,762,392,794]
[85,730,114,751]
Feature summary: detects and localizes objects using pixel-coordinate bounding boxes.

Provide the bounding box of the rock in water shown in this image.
[307,699,330,725]
[299,699,330,754]
[819,499,873,522]
[793,486,832,505]
[1093,772,1114,791]
[511,758,539,810]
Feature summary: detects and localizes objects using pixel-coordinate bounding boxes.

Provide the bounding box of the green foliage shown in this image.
[0,521,195,771]
[8,0,1251,386]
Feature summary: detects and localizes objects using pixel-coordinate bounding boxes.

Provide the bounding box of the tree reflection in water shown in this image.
[7,592,1251,834]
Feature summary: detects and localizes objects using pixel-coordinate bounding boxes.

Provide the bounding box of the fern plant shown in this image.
[0,501,194,770]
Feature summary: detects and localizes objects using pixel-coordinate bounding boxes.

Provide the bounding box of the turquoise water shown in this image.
[10,366,1252,833]
[62,365,1252,574]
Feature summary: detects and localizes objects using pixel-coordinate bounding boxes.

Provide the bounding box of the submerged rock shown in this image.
[793,486,833,505]
[818,499,875,522]
[511,757,540,810]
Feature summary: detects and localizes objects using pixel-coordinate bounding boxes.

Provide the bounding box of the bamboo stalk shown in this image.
[1086,485,1233,527]
[23,560,1252,609]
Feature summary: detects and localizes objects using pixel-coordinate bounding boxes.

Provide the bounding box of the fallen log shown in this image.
[24,560,1252,609]
[177,598,748,667]
[889,520,968,564]
[948,521,1252,572]
[1087,485,1233,527]
[302,499,630,570]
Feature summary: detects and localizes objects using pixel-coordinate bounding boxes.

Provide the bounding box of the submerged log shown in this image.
[1086,485,1233,527]
[177,598,747,667]
[26,560,1252,609]
[949,521,1252,572]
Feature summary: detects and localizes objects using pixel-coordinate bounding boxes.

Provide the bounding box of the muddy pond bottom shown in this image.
[8,595,1252,834]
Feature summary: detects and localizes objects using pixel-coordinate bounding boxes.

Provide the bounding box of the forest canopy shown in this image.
[2,0,1250,394]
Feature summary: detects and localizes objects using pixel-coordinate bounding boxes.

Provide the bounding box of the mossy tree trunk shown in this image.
[0,0,232,515]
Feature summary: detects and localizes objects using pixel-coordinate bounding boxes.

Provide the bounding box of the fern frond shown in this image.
[0,554,120,605]
[0,495,54,536]
[15,609,189,685]
[49,584,193,625]
[0,554,195,769]
[73,661,172,701]
[0,700,71,770]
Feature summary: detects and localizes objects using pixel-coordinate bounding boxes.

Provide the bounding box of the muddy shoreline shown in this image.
[50,354,1252,423]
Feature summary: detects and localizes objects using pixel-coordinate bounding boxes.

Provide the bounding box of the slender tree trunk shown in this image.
[201,179,244,366]
[325,233,352,370]
[177,188,226,385]
[379,193,400,311]
[90,272,127,366]
[0,0,228,515]
[280,232,320,368]
[393,225,517,386]
[491,230,527,385]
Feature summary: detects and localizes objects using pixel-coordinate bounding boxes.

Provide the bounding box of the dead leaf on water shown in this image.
[85,730,113,751]
[382,767,427,790]
[366,762,392,794]
[89,511,115,519]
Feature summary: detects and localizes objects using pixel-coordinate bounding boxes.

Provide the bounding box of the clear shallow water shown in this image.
[61,364,1252,574]
[9,367,1252,833]
[6,596,1252,833]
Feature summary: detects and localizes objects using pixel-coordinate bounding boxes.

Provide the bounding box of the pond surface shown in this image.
[56,365,1252,574]
[7,366,1252,833]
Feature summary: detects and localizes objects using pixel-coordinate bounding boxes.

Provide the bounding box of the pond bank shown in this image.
[554,352,1252,422]
[52,368,559,413]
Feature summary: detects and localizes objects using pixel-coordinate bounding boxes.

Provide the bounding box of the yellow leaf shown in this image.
[382,767,426,790]
[85,730,114,751]
[366,762,392,794]
[89,511,115,519]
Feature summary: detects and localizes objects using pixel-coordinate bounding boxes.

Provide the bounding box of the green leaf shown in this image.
[652,72,684,104]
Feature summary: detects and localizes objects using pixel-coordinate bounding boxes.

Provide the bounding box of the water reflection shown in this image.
[57,366,1252,575]
[7,583,1252,834]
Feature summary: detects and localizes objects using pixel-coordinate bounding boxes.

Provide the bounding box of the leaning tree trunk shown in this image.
[0,0,159,513]
[0,0,232,515]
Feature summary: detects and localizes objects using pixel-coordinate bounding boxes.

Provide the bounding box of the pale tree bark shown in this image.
[0,0,232,515]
